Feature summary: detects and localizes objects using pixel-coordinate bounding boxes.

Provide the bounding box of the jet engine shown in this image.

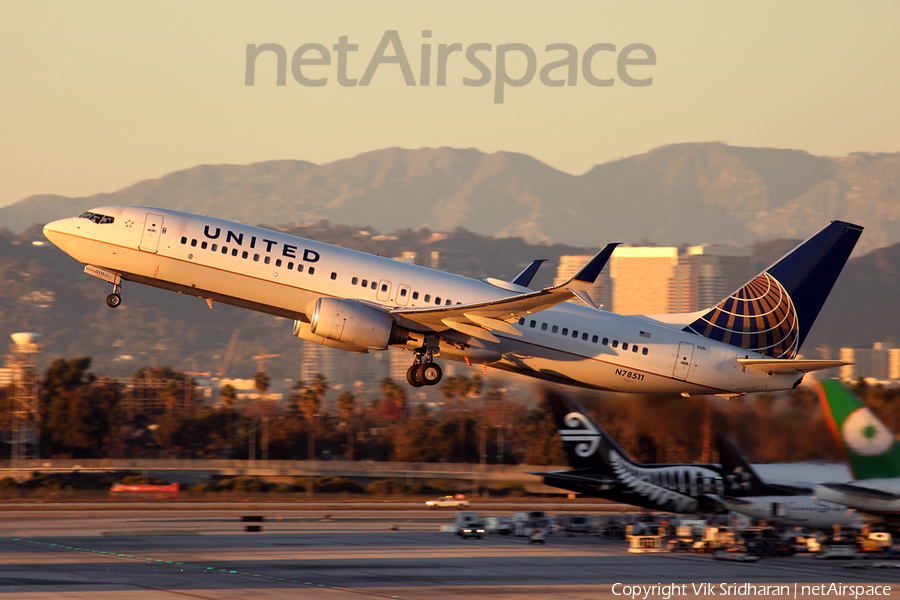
[309,298,409,349]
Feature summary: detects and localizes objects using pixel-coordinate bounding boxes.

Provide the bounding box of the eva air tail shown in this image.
[816,379,900,480]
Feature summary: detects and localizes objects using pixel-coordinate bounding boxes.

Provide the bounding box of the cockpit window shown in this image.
[78,212,114,224]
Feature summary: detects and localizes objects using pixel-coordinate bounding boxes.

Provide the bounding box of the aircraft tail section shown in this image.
[545,390,633,471]
[715,435,783,497]
[684,221,862,358]
[816,379,900,480]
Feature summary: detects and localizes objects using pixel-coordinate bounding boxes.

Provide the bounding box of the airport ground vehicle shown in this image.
[484,516,513,535]
[425,495,469,509]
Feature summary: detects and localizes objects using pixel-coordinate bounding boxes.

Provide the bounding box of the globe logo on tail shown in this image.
[684,273,799,358]
[558,412,601,457]
[842,408,894,456]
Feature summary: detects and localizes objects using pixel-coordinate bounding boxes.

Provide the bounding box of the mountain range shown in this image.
[3,143,898,254]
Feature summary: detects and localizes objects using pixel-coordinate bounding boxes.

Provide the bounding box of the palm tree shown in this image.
[299,388,319,461]
[337,392,356,461]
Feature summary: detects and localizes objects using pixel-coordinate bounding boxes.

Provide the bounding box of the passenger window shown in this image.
[352,277,358,285]
[264,256,271,264]
[622,343,628,351]
[435,297,441,304]
[232,249,238,257]
[382,283,388,292]
[309,267,315,275]
[632,345,639,353]
[541,323,548,331]
[642,348,648,355]
[242,251,249,259]
[592,335,598,343]
[211,244,217,252]
[530,320,536,328]
[253,254,259,262]
[445,299,451,305]
[201,241,208,249]
[561,328,568,336]
[222,246,228,254]
[413,292,419,300]
[361,279,368,287]
[276,259,282,267]
[612,340,618,348]
[552,325,558,333]
[181,237,187,244]
[518,318,525,325]
[582,333,588,341]
[602,337,608,345]
[424,295,431,302]
[572,330,578,338]
[297,264,303,272]
[331,272,337,280]
[370,281,376,289]
[191,239,197,247]
[287,262,293,269]
[400,288,407,297]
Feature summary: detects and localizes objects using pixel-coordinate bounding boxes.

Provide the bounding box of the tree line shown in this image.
[3,356,899,465]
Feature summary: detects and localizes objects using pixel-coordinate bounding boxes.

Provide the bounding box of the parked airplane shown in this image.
[533,391,861,529]
[43,207,860,392]
[814,380,900,524]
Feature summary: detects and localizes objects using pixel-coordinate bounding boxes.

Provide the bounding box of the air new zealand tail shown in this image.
[533,391,723,513]
[715,435,812,497]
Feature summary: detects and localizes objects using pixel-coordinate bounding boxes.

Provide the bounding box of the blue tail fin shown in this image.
[684,221,862,357]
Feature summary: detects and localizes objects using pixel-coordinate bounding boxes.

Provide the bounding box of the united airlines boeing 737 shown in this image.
[42,207,861,394]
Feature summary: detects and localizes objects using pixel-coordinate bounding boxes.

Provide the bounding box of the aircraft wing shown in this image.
[391,244,618,339]
[527,471,619,487]
[737,358,849,374]
[817,482,900,502]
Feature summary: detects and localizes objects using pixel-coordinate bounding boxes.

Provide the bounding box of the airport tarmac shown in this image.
[0,506,898,599]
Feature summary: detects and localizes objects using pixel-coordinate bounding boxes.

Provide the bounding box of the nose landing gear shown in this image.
[406,353,443,387]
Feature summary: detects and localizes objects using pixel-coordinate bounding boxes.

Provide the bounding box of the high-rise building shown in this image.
[609,247,679,315]
[839,343,900,381]
[604,245,752,315]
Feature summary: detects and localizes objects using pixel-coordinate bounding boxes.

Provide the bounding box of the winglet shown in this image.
[511,259,547,288]
[566,243,620,290]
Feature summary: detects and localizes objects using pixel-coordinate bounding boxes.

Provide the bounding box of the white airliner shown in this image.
[42,207,861,392]
[537,391,861,529]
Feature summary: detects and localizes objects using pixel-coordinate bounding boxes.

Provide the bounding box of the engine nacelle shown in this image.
[292,320,369,353]
[309,298,408,349]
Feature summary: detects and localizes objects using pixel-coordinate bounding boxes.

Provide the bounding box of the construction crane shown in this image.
[216,328,240,377]
[252,354,281,373]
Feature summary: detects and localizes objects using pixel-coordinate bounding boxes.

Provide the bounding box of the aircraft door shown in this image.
[396,284,411,306]
[771,502,788,518]
[672,342,694,380]
[376,279,391,302]
[139,213,164,253]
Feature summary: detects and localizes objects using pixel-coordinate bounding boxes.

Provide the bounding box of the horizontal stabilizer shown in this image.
[738,358,848,374]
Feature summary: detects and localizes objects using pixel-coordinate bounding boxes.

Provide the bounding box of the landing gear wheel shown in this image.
[406,364,425,387]
[420,362,443,386]
[106,293,122,308]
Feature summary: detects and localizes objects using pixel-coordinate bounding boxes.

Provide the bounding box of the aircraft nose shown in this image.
[43,217,73,251]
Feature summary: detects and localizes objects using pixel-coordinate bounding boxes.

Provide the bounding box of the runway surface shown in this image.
[0,506,898,599]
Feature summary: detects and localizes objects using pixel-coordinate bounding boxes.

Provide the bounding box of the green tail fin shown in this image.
[816,379,900,480]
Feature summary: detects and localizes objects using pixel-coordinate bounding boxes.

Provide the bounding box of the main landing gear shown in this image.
[106,283,122,308]
[406,353,443,388]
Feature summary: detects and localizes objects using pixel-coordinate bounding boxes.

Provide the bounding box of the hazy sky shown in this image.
[1,1,898,209]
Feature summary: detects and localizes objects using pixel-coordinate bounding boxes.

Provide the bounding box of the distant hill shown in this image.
[3,143,898,254]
